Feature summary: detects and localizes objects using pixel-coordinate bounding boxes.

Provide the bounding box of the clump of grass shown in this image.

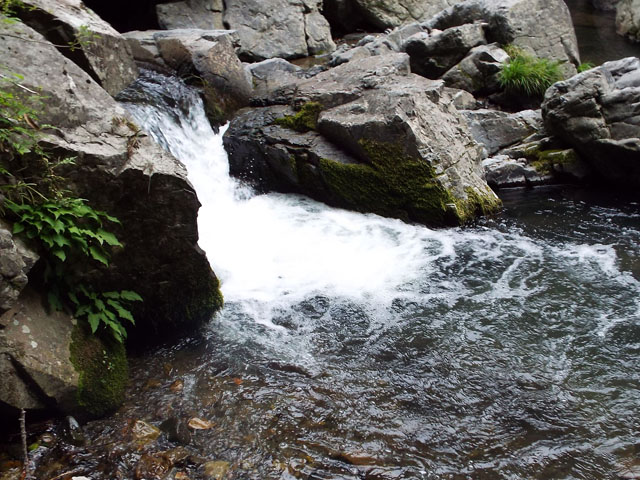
[577,61,595,73]
[499,46,563,97]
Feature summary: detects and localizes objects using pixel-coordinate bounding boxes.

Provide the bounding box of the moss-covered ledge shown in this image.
[69,324,128,417]
[315,139,500,227]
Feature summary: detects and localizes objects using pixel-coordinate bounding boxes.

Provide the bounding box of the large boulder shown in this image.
[351,0,465,29]
[542,57,640,188]
[223,0,335,60]
[424,0,580,76]
[123,29,251,126]
[0,221,38,313]
[156,0,225,30]
[617,0,640,42]
[225,54,500,227]
[1,20,222,342]
[15,0,138,96]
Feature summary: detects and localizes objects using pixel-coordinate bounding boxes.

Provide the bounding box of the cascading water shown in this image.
[63,70,640,479]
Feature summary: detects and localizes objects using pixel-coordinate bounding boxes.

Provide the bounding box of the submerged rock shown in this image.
[225,54,500,227]
[542,57,640,187]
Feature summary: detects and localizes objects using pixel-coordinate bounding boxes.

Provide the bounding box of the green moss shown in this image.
[315,139,501,226]
[69,324,128,417]
[274,102,323,132]
[316,140,455,226]
[526,147,578,174]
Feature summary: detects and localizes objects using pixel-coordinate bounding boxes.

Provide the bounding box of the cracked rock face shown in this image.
[353,0,464,29]
[542,57,640,187]
[223,0,335,60]
[0,221,38,314]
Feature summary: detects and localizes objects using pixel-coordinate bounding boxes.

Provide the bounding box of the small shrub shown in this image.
[577,62,595,73]
[499,48,563,97]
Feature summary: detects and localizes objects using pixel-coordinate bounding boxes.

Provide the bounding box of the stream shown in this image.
[25,70,640,479]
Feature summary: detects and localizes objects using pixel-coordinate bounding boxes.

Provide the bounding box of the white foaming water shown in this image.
[121,73,638,333]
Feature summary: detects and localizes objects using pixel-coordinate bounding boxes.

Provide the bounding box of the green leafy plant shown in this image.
[577,62,595,73]
[499,46,563,97]
[6,197,121,264]
[70,287,142,343]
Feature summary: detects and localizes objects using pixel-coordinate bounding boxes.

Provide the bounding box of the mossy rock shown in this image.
[274,102,323,132]
[315,139,499,226]
[69,324,128,417]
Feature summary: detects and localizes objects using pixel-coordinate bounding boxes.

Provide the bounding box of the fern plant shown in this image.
[499,47,563,97]
[70,287,142,343]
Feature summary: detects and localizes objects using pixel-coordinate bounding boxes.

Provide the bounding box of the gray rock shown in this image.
[462,109,542,156]
[482,155,549,189]
[224,54,500,227]
[542,57,640,187]
[0,221,38,313]
[617,0,640,42]
[245,58,305,97]
[404,22,487,78]
[18,0,138,96]
[352,0,465,29]
[124,29,250,126]
[156,0,225,30]
[0,20,222,341]
[0,288,79,412]
[441,43,509,94]
[223,0,335,60]
[425,0,580,76]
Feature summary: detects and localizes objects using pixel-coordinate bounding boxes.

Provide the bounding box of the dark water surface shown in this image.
[565,0,640,64]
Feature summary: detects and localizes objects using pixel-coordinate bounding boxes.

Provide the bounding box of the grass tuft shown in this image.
[499,47,563,98]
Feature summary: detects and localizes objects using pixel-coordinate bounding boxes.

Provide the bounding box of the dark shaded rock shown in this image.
[425,0,580,76]
[0,20,222,343]
[223,0,335,60]
[17,0,138,96]
[462,109,542,156]
[542,57,640,187]
[617,0,640,42]
[483,155,551,189]
[124,29,251,126]
[0,221,38,313]
[593,0,619,10]
[225,54,500,227]
[441,43,509,94]
[156,0,224,30]
[404,22,487,78]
